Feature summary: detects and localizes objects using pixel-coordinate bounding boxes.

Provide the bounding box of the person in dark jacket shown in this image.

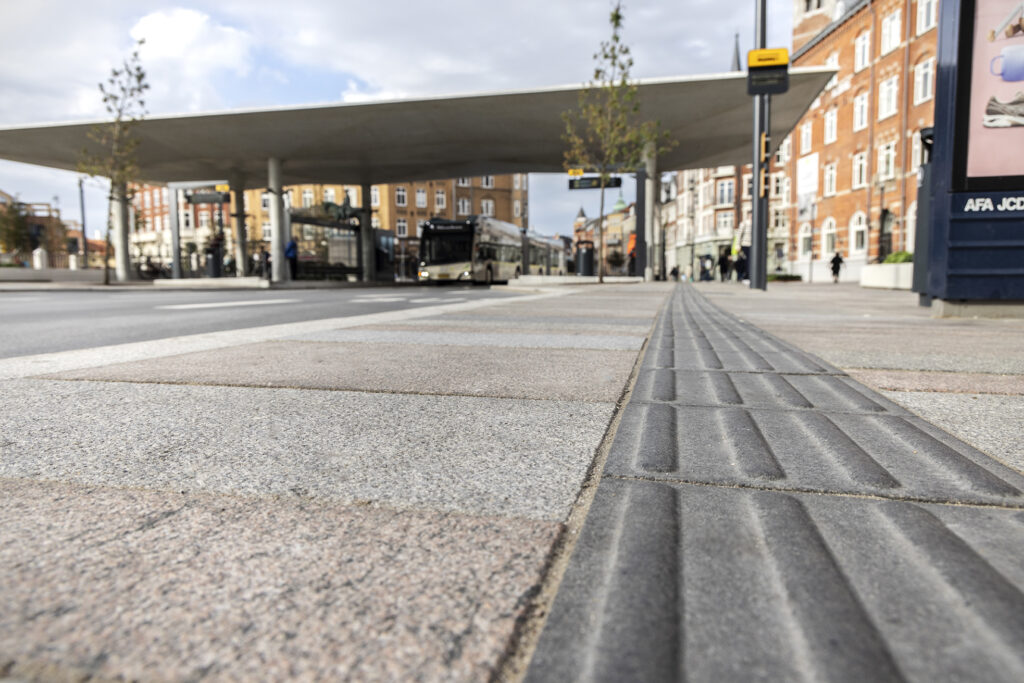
[717,252,732,282]
[830,251,844,283]
[285,237,298,280]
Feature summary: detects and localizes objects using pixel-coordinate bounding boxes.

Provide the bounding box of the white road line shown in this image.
[0,290,571,380]
[156,299,301,310]
[350,297,408,303]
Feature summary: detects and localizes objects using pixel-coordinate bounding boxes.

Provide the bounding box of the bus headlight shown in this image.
[459,270,471,280]
[418,270,429,279]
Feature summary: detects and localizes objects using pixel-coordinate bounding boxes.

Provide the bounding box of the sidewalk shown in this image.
[0,283,669,681]
[529,282,1024,682]
[3,281,1023,681]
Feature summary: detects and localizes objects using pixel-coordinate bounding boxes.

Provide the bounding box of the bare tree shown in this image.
[78,39,149,283]
[563,2,667,282]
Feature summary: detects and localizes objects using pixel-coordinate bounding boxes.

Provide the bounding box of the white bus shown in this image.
[526,232,569,276]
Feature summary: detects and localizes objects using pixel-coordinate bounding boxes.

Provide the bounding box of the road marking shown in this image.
[351,297,408,303]
[0,290,571,380]
[156,299,300,310]
[411,297,462,304]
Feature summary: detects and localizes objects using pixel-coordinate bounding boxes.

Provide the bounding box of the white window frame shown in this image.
[825,53,840,90]
[822,217,837,254]
[911,131,924,172]
[261,192,269,210]
[371,216,381,230]
[415,188,427,208]
[799,223,813,257]
[435,190,446,211]
[878,76,899,120]
[824,109,838,144]
[800,122,813,154]
[457,197,471,215]
[716,211,734,231]
[853,92,869,131]
[513,175,521,190]
[457,177,471,187]
[917,0,937,34]
[878,141,897,180]
[482,176,495,189]
[480,198,495,216]
[396,218,407,237]
[514,199,521,218]
[742,173,752,199]
[881,11,901,55]
[854,31,871,72]
[824,163,837,196]
[370,186,380,207]
[395,186,407,207]
[914,57,935,105]
[852,152,868,189]
[717,179,734,205]
[302,188,314,208]
[199,212,210,230]
[323,188,336,204]
[850,212,867,252]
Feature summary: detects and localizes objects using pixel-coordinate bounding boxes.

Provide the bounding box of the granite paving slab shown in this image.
[528,479,1024,683]
[285,328,646,350]
[879,390,1024,474]
[0,478,559,682]
[353,321,649,337]
[42,340,638,402]
[418,313,654,328]
[0,379,613,521]
[849,368,1024,395]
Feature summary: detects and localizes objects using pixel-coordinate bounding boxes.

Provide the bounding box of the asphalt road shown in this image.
[0,285,520,359]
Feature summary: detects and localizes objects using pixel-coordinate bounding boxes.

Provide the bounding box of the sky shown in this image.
[0,1,793,239]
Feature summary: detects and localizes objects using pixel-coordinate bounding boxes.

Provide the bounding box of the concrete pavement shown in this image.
[2,280,1023,681]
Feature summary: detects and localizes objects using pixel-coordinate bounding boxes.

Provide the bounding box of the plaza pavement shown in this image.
[3,279,1024,681]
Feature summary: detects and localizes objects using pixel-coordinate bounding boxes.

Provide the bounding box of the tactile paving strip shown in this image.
[528,286,1024,681]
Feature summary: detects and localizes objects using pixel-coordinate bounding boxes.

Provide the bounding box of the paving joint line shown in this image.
[601,473,1024,511]
[27,376,621,405]
[627,398,903,418]
[492,289,672,683]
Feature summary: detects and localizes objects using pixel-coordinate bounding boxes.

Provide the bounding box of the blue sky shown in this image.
[0,1,793,239]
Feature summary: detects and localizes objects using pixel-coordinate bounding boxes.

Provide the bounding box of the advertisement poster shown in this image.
[966,0,1024,178]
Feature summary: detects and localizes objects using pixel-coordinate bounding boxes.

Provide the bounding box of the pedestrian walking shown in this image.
[830,251,845,283]
[670,265,679,281]
[717,252,732,282]
[260,248,270,280]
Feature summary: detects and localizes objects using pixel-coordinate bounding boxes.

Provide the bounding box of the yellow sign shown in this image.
[215,184,230,192]
[568,168,585,177]
[748,48,789,69]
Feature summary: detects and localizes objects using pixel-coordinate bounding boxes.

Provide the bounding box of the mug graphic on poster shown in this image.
[969,0,1024,176]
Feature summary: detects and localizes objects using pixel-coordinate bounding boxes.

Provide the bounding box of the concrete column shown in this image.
[643,142,657,282]
[360,182,376,282]
[111,181,132,282]
[268,157,287,283]
[167,187,182,279]
[231,175,247,276]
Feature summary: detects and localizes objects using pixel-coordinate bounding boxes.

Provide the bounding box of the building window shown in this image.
[716,211,734,231]
[853,92,869,131]
[881,11,902,55]
[772,174,785,198]
[513,175,521,190]
[878,76,899,120]
[260,220,269,237]
[803,0,823,12]
[850,213,867,252]
[324,188,335,203]
[415,188,427,208]
[717,179,734,205]
[824,109,838,144]
[480,198,495,216]
[878,141,897,180]
[144,192,151,209]
[782,177,791,204]
[800,223,813,257]
[482,176,495,189]
[457,177,471,187]
[823,217,837,253]
[514,199,521,218]
[457,197,471,215]
[854,31,871,72]
[852,152,868,188]
[911,131,924,171]
[161,188,168,205]
[800,122,813,154]
[824,163,837,196]
[261,192,269,210]
[199,212,210,230]
[396,218,407,237]
[371,186,380,207]
[395,186,407,207]
[914,58,935,104]
[371,216,381,229]
[825,53,839,89]
[302,188,314,208]
[153,215,162,232]
[772,208,788,231]
[917,0,937,34]
[435,190,446,211]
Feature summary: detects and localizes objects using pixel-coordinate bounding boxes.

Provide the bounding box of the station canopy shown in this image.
[0,69,833,188]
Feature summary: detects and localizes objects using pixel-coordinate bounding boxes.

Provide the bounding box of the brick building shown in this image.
[787,0,938,281]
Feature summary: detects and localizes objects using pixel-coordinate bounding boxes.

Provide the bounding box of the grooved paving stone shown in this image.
[362,321,651,336]
[43,340,638,402]
[528,479,1024,683]
[0,379,613,521]
[604,398,1024,504]
[0,479,560,682]
[285,328,646,350]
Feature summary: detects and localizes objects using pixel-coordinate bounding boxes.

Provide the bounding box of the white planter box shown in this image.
[860,262,913,290]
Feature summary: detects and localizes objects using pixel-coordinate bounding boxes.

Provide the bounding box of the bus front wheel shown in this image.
[514,267,521,279]
[485,267,493,286]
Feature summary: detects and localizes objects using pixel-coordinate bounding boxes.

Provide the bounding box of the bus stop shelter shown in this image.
[0,69,833,283]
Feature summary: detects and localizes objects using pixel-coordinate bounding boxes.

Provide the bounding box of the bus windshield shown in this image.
[421,230,473,264]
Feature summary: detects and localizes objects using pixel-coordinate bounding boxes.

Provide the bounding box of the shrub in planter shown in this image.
[767,273,802,282]
[883,251,913,263]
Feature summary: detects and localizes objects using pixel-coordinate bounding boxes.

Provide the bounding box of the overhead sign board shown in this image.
[568,176,622,190]
[567,168,585,177]
[188,192,230,205]
[747,48,790,96]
